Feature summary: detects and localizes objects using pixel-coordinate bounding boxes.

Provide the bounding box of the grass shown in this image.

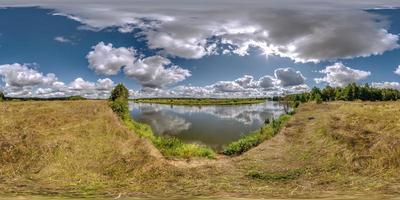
[132,97,266,105]
[0,100,169,195]
[123,117,216,159]
[248,168,304,181]
[222,114,292,155]
[1,100,400,198]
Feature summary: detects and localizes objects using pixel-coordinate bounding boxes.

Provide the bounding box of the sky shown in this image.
[0,0,400,98]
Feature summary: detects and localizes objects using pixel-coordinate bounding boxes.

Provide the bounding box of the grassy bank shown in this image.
[223,114,292,155]
[0,101,171,196]
[123,117,215,159]
[132,98,267,105]
[1,100,400,198]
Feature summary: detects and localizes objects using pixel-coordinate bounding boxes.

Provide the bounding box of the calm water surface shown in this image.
[129,101,285,151]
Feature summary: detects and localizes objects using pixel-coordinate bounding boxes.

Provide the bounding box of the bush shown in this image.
[109,84,129,119]
[0,91,4,101]
[110,98,129,119]
[222,134,262,155]
[123,118,215,158]
[315,94,322,104]
[154,137,215,159]
[110,83,129,101]
[223,114,291,156]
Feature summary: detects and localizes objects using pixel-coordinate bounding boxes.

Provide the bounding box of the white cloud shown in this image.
[0,63,57,87]
[274,68,305,87]
[1,1,399,62]
[372,81,400,90]
[124,55,191,88]
[87,42,191,88]
[68,77,96,90]
[315,62,371,87]
[394,65,400,76]
[54,36,72,43]
[133,71,308,98]
[96,78,115,90]
[258,75,275,88]
[0,63,116,99]
[87,42,135,75]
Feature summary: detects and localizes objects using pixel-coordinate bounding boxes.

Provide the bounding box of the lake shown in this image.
[129,101,286,151]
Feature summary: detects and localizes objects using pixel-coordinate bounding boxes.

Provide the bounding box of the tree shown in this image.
[110,83,129,101]
[0,91,4,101]
[314,93,322,104]
[309,87,322,101]
[109,84,129,119]
[321,86,335,101]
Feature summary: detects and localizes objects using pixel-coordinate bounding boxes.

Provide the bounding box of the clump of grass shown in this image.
[124,118,215,159]
[248,168,304,181]
[223,114,291,156]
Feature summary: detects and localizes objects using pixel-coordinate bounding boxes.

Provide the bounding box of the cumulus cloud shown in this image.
[394,65,400,76]
[87,42,135,75]
[132,70,308,98]
[372,81,400,90]
[0,63,57,87]
[87,42,190,88]
[315,62,371,87]
[0,63,116,98]
[124,55,191,88]
[274,68,305,87]
[3,1,399,62]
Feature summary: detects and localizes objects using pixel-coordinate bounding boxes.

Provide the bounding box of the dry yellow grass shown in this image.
[0,100,400,198]
[0,101,168,196]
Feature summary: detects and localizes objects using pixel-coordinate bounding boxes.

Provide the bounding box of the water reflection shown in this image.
[130,101,285,151]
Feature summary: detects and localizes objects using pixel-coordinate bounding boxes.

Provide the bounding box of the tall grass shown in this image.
[123,117,216,158]
[222,114,292,156]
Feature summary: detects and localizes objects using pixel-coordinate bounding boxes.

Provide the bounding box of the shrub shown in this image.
[315,94,323,104]
[123,118,215,158]
[109,84,129,119]
[110,98,129,119]
[110,83,129,101]
[0,91,4,101]
[223,114,291,156]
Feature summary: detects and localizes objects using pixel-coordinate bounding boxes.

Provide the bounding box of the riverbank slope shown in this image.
[0,100,399,198]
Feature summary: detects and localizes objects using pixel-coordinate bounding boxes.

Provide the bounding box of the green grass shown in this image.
[222,114,292,156]
[123,117,216,159]
[132,98,266,105]
[248,168,304,181]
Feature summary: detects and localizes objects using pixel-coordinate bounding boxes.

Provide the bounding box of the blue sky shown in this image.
[0,1,400,98]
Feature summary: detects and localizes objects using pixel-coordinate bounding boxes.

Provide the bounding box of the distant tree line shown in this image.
[279,83,400,105]
[0,92,86,101]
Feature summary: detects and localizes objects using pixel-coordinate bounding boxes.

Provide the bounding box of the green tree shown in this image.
[110,83,129,101]
[309,87,322,101]
[109,84,129,119]
[314,93,322,104]
[0,91,4,101]
[321,86,335,101]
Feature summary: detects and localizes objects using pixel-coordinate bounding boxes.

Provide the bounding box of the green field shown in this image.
[1,100,400,199]
[131,98,267,105]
